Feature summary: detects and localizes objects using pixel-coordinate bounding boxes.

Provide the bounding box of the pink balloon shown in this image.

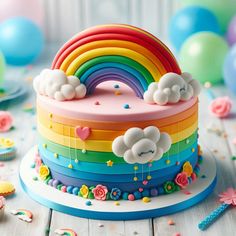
[0,0,44,26]
[227,16,236,46]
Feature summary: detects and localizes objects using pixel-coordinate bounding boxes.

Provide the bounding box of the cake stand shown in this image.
[19,145,217,220]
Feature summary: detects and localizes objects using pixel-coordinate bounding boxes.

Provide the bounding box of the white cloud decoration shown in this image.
[112,126,172,164]
[143,72,201,105]
[33,69,87,101]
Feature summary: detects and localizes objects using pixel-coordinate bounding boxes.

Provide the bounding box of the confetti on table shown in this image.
[10,209,33,223]
[181,190,192,195]
[173,233,181,236]
[168,219,175,225]
[198,188,236,231]
[22,103,35,114]
[231,156,236,161]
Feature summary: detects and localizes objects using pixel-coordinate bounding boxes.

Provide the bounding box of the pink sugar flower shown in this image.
[175,172,189,188]
[92,184,108,201]
[209,96,232,118]
[219,188,236,206]
[0,111,13,132]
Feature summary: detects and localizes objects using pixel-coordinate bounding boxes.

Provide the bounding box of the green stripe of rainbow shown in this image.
[52,24,181,98]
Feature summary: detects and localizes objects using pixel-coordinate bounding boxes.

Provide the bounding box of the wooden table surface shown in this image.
[0,47,236,236]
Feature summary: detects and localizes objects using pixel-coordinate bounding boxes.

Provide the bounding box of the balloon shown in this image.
[227,16,236,46]
[0,0,43,26]
[0,51,5,85]
[223,45,236,94]
[0,17,44,66]
[179,32,228,84]
[169,6,220,51]
[181,0,236,33]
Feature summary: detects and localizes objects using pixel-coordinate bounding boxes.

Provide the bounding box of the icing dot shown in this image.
[86,200,92,206]
[192,148,195,152]
[128,194,135,201]
[43,144,47,149]
[61,186,67,192]
[133,166,138,171]
[150,188,158,196]
[115,91,122,95]
[30,163,35,168]
[147,175,152,180]
[114,201,120,206]
[54,153,58,158]
[68,164,73,169]
[139,188,143,192]
[48,179,54,186]
[148,163,152,167]
[52,180,60,188]
[82,149,86,154]
[176,161,180,165]
[32,176,38,181]
[123,104,130,109]
[133,177,138,181]
[72,187,79,195]
[142,197,151,203]
[142,180,148,185]
[74,159,79,163]
[49,113,53,118]
[185,139,190,144]
[66,186,73,193]
[94,101,100,105]
[166,160,171,165]
[114,84,120,89]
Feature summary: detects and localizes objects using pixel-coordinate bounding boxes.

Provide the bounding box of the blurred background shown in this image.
[0,0,236,96]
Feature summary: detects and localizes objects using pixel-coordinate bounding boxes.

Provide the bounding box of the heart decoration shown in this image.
[75,126,91,141]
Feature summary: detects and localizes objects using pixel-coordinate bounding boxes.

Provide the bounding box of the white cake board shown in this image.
[19,146,217,220]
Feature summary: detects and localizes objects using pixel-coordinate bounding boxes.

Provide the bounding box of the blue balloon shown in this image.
[0,17,44,65]
[169,6,220,51]
[223,44,236,94]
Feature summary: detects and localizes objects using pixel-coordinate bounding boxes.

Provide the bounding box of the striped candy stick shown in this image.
[198,203,229,230]
[198,188,236,231]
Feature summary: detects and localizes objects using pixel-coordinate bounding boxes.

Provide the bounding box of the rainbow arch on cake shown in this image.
[52,24,181,98]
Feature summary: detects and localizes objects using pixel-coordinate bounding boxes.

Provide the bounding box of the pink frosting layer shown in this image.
[37,81,197,122]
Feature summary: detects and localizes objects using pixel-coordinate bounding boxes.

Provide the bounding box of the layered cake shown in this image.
[33,24,202,203]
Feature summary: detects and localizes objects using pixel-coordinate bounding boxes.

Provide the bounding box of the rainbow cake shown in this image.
[33,24,203,203]
[19,24,217,220]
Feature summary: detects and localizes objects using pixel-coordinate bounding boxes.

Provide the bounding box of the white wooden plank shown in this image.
[49,212,89,236]
[88,219,152,236]
[0,66,50,236]
[153,89,236,236]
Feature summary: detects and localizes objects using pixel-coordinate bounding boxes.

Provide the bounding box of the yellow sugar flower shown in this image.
[3,138,14,148]
[80,185,89,198]
[39,165,50,180]
[182,161,193,177]
[0,138,14,148]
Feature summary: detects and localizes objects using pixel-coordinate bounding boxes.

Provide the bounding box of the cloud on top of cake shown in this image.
[112,126,171,164]
[33,69,87,101]
[143,72,201,105]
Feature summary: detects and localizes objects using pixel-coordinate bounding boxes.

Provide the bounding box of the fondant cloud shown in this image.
[33,69,87,101]
[143,72,201,105]
[112,126,171,164]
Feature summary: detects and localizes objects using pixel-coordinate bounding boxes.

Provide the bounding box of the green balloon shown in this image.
[0,51,5,85]
[181,0,236,33]
[179,32,228,84]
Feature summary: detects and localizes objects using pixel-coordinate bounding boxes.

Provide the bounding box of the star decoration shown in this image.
[106,160,114,167]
